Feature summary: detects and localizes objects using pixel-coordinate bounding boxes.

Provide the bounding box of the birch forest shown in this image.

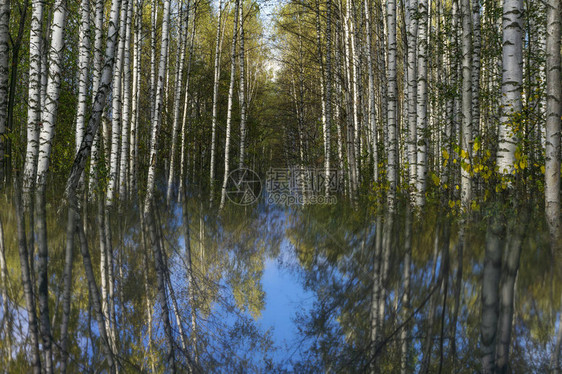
[0,0,561,371]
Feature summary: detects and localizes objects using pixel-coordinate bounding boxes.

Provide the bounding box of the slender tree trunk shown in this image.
[118,0,134,200]
[238,1,248,169]
[88,0,105,196]
[178,2,197,198]
[219,0,240,210]
[75,0,90,156]
[36,0,67,190]
[145,0,171,212]
[498,0,523,174]
[387,0,398,206]
[166,0,189,204]
[107,0,128,203]
[65,0,122,200]
[545,0,561,243]
[129,0,142,196]
[415,0,428,206]
[22,0,44,197]
[209,0,224,203]
[460,0,472,209]
[0,0,9,183]
[406,0,418,189]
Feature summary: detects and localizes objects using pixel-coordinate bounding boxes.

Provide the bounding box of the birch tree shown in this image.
[209,0,224,202]
[545,0,561,243]
[219,0,240,209]
[415,0,428,206]
[22,0,44,195]
[497,0,523,175]
[0,0,8,183]
[166,0,189,204]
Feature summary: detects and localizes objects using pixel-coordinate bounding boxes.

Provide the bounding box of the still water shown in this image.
[0,189,558,373]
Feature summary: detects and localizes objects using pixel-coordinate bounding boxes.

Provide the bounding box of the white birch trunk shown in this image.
[36,0,67,190]
[0,0,8,181]
[545,0,561,242]
[406,0,418,188]
[219,0,240,210]
[209,0,224,202]
[23,0,44,196]
[88,0,105,196]
[497,0,523,175]
[387,0,397,206]
[118,0,134,199]
[414,0,427,206]
[166,0,189,204]
[144,0,171,213]
[129,0,142,196]
[238,2,248,169]
[106,0,128,204]
[460,0,472,209]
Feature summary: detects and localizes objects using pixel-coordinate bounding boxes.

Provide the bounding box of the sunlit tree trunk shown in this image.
[145,0,170,210]
[497,0,522,174]
[36,0,67,190]
[118,0,134,200]
[219,0,240,210]
[129,0,142,196]
[406,0,418,189]
[364,0,377,183]
[150,0,158,124]
[23,0,44,197]
[166,0,189,204]
[415,0,427,206]
[238,1,248,169]
[88,0,105,196]
[179,3,197,198]
[545,0,561,243]
[471,0,481,142]
[324,0,332,194]
[75,0,90,156]
[209,0,224,203]
[387,0,397,205]
[460,0,472,209]
[107,0,128,203]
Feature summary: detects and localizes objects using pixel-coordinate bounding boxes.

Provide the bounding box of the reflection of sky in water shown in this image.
[260,238,315,365]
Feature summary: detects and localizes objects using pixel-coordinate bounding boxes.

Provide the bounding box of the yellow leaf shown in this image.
[449,200,455,208]
[461,149,468,159]
[432,173,440,186]
[473,140,480,152]
[442,149,450,160]
[541,165,545,174]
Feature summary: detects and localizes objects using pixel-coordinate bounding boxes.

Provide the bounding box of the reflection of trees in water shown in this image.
[284,200,557,373]
[0,186,560,372]
[0,185,281,372]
